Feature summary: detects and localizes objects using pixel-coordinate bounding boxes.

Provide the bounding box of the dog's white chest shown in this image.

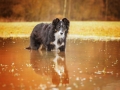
[52,32,64,49]
[53,38,64,49]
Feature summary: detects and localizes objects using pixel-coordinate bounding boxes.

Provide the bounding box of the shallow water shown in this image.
[0,38,120,90]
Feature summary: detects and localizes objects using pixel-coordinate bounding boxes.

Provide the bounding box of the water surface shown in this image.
[0,38,120,90]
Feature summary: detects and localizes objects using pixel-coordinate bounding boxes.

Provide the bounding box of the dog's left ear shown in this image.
[52,18,60,27]
[62,18,70,28]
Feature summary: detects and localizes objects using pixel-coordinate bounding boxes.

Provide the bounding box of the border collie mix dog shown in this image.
[26,18,70,51]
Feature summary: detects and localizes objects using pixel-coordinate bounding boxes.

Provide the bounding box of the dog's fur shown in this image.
[26,18,70,51]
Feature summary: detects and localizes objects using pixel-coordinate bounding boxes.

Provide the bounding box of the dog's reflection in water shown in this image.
[30,50,69,85]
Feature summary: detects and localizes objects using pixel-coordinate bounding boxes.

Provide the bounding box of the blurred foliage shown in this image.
[0,0,120,21]
[107,0,120,20]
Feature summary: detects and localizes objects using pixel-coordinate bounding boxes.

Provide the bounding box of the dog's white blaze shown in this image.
[53,53,64,76]
[53,31,64,50]
[61,22,63,26]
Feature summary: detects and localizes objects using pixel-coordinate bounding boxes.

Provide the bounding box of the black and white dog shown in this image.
[26,18,70,51]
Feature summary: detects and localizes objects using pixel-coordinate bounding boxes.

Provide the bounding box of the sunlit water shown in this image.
[0,38,120,90]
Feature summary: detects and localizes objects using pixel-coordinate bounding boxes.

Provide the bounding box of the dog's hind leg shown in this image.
[29,36,40,50]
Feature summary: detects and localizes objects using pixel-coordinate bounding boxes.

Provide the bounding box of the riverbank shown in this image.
[0,21,120,38]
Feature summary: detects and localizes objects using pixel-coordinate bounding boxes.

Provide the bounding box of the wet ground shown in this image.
[0,38,120,90]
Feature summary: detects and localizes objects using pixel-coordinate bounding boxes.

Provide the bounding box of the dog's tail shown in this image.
[26,46,31,50]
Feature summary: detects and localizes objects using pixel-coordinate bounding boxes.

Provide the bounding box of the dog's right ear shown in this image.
[62,18,70,28]
[52,18,60,26]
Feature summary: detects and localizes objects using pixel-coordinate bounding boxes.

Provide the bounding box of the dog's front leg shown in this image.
[47,44,52,51]
[59,45,65,52]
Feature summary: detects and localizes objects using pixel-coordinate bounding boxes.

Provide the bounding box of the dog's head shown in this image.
[52,18,70,39]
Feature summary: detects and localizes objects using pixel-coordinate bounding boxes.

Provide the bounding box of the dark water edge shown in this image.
[0,38,120,90]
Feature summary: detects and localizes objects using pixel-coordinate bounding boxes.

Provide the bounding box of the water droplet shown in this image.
[66,87,72,90]
[93,83,96,85]
[11,63,14,66]
[2,84,6,87]
[99,77,102,79]
[79,71,82,73]
[73,83,78,88]
[14,73,20,76]
[76,77,79,81]
[12,41,15,43]
[89,77,93,80]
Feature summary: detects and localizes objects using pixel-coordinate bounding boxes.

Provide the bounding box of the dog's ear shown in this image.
[52,18,60,26]
[62,18,70,27]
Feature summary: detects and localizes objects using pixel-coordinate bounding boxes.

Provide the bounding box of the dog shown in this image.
[26,18,70,51]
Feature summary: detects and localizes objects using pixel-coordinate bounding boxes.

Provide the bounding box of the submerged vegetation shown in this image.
[0,21,120,38]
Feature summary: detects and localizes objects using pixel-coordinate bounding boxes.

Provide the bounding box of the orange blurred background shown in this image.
[0,0,120,22]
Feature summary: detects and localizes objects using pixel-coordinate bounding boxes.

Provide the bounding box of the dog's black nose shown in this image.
[60,33,63,35]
